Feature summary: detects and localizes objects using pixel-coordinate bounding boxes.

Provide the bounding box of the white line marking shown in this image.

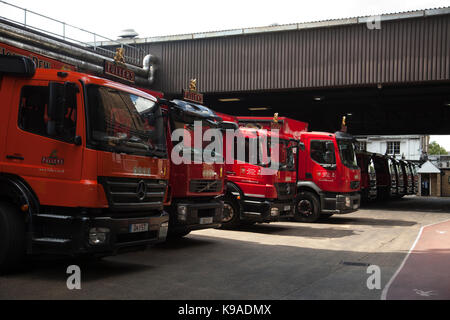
[413,289,437,297]
[381,218,450,300]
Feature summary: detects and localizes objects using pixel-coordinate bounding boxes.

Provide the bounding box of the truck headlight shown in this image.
[177,205,188,221]
[159,222,169,239]
[89,228,110,245]
[345,197,351,208]
[271,208,280,217]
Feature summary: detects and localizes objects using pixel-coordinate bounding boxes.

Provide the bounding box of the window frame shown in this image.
[17,84,78,144]
[310,139,337,167]
[387,141,401,155]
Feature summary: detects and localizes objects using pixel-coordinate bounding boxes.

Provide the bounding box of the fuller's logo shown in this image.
[183,79,204,104]
[42,150,64,166]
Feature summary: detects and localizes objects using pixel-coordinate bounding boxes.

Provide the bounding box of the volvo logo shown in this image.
[136,180,147,201]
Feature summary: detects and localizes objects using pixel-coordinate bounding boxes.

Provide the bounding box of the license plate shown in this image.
[200,217,213,225]
[284,206,291,211]
[130,223,149,233]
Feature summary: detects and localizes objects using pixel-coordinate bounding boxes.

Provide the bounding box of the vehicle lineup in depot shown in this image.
[1,0,450,309]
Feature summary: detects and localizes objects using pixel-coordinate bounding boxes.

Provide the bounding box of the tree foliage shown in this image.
[428,141,447,155]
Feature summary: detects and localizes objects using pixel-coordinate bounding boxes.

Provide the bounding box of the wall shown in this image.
[129,14,450,94]
[361,135,423,160]
[441,170,450,197]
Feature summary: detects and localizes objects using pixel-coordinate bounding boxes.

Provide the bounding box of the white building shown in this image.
[355,135,429,161]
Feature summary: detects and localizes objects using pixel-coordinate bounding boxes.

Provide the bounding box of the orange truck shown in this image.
[0,55,170,272]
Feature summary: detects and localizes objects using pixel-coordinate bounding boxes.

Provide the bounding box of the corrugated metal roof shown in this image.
[99,6,450,45]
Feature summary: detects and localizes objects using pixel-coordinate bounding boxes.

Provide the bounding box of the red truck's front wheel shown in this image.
[293,192,321,223]
[221,197,241,228]
[0,202,26,273]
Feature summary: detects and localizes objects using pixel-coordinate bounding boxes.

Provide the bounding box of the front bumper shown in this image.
[320,192,361,214]
[241,197,294,222]
[168,199,224,232]
[31,211,169,256]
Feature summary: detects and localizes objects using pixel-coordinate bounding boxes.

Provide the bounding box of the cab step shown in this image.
[33,237,72,244]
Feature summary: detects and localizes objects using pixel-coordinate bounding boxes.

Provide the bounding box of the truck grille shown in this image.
[275,183,296,199]
[189,180,223,193]
[99,177,167,212]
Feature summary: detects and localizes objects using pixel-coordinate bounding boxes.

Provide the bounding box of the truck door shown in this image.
[4,79,84,206]
[307,139,338,192]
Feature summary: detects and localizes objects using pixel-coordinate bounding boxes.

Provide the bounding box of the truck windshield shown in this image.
[337,140,358,169]
[171,119,223,162]
[86,85,166,157]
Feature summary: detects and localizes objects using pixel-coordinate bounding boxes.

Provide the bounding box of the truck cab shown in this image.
[295,131,361,222]
[217,114,297,227]
[409,162,419,195]
[372,154,392,200]
[356,151,378,201]
[392,158,406,198]
[387,157,399,198]
[0,56,170,272]
[400,160,414,195]
[161,99,224,238]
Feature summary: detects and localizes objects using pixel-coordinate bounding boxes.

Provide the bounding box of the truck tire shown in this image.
[0,202,26,273]
[220,196,241,229]
[293,191,321,223]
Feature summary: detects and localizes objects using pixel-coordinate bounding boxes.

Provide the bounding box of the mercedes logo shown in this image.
[136,180,147,201]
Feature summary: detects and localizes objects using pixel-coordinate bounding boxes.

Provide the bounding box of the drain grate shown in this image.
[340,261,371,267]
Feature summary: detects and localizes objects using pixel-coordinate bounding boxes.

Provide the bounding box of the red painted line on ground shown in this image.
[382,219,450,300]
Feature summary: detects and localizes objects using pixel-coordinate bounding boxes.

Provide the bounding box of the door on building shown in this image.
[421,174,430,196]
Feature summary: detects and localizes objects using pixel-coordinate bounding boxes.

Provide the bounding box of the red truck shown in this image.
[236,117,361,223]
[356,151,378,201]
[216,113,297,227]
[158,99,225,238]
[0,55,170,272]
[371,153,393,200]
[391,157,406,198]
[399,159,414,195]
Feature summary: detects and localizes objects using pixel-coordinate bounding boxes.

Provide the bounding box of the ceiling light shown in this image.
[248,107,270,111]
[218,98,241,102]
[314,96,324,101]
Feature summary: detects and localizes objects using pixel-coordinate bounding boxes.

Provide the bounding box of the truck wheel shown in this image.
[293,192,321,223]
[221,196,241,229]
[0,202,26,273]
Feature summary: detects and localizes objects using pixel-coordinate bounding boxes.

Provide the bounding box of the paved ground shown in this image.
[1,196,449,300]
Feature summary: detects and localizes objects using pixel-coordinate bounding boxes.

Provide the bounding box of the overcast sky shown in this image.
[2,0,450,150]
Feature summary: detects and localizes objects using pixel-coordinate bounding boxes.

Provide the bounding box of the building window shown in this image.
[387,141,401,155]
[355,141,367,151]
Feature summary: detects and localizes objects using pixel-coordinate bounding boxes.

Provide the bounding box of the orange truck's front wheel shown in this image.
[0,201,26,274]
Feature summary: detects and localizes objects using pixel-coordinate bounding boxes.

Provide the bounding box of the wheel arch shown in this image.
[297,181,321,199]
[0,174,40,221]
